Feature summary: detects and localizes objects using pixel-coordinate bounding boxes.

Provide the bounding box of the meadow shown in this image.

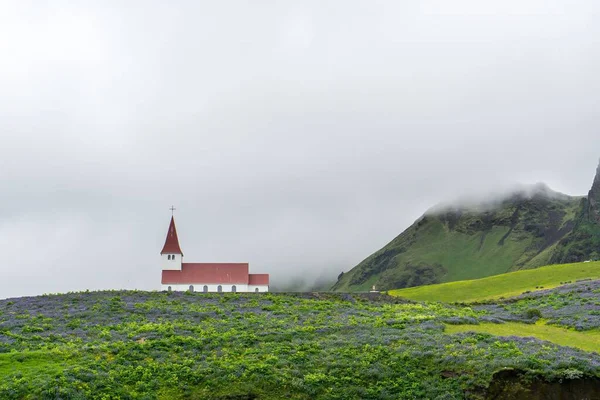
[389,261,600,303]
[1,288,599,399]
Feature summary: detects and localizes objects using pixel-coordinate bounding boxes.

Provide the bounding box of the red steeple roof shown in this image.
[161,216,183,255]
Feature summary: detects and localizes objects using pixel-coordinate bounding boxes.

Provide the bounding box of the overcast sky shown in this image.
[1,0,599,298]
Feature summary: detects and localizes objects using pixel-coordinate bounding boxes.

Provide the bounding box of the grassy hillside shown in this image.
[446,321,600,353]
[333,186,583,292]
[1,290,600,399]
[445,278,600,356]
[334,162,600,293]
[389,261,600,302]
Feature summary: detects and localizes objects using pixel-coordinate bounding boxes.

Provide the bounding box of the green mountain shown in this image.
[551,162,600,264]
[333,162,600,292]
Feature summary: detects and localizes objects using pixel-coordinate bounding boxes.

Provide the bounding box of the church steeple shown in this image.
[161,216,183,256]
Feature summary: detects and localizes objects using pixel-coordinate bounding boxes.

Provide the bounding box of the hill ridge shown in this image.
[333,161,600,292]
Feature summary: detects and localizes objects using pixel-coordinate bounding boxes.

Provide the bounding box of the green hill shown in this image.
[2,290,600,398]
[389,260,600,303]
[333,161,600,292]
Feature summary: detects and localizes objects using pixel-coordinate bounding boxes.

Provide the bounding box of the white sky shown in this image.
[0,0,599,297]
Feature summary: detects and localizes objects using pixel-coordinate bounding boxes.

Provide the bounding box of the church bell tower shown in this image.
[161,213,183,271]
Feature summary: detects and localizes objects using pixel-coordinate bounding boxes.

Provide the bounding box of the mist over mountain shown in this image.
[333,162,600,292]
[426,182,577,215]
[1,1,599,298]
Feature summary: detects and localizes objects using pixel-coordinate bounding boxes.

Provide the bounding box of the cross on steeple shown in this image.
[170,206,176,216]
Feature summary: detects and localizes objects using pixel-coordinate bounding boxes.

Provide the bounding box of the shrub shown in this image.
[524,308,542,319]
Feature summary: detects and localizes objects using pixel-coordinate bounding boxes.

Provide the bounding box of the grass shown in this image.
[446,320,600,353]
[2,291,598,398]
[335,220,534,292]
[399,222,533,283]
[389,261,600,303]
[0,349,67,377]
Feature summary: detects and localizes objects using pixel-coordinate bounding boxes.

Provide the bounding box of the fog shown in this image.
[425,181,587,217]
[1,1,599,298]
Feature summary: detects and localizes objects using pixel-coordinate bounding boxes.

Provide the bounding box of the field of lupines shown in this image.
[1,289,599,399]
[471,279,600,331]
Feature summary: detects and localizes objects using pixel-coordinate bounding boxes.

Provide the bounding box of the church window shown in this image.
[168,286,172,291]
[255,288,259,293]
[189,285,194,292]
[203,285,208,293]
[232,285,236,293]
[168,255,171,260]
[217,285,222,293]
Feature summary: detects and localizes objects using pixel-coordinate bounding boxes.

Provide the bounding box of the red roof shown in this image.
[162,263,250,284]
[249,274,269,285]
[161,217,183,255]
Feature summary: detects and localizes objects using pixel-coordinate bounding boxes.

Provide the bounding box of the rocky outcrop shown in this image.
[552,159,600,264]
[486,369,600,400]
[586,159,600,223]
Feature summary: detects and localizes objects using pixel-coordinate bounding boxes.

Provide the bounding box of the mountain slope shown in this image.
[333,186,582,292]
[333,159,600,293]
[551,162,600,264]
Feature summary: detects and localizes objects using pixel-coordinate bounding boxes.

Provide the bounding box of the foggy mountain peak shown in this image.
[426,182,577,216]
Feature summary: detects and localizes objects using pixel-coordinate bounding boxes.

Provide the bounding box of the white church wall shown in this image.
[162,283,254,293]
[248,285,269,293]
[161,253,182,270]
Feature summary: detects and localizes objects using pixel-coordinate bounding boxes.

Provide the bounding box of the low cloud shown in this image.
[1,0,599,298]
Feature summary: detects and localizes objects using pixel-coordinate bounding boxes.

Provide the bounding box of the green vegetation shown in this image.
[553,163,600,264]
[1,290,599,399]
[389,261,600,302]
[334,162,600,293]
[0,349,68,379]
[333,185,587,292]
[446,321,600,353]
[552,217,600,264]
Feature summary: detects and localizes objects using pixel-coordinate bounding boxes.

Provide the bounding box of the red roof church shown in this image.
[160,216,269,293]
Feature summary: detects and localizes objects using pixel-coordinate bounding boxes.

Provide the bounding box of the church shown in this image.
[160,215,269,292]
